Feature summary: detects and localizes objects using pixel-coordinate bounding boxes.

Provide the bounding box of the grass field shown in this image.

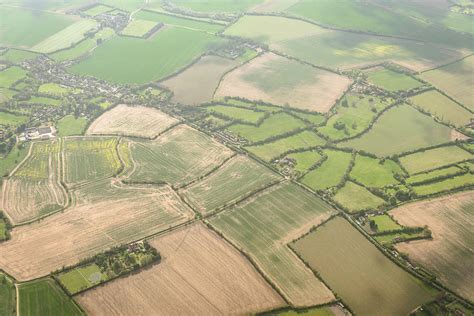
[0,142,29,177]
[333,181,386,212]
[209,182,336,306]
[340,104,452,157]
[58,264,106,295]
[350,155,403,188]
[292,216,437,315]
[56,115,88,136]
[369,214,402,232]
[412,173,474,196]
[22,96,61,106]
[0,88,17,104]
[169,0,264,13]
[216,52,350,112]
[406,166,464,185]
[0,273,15,316]
[366,68,424,92]
[0,111,28,126]
[399,145,473,174]
[0,218,7,240]
[279,150,323,173]
[410,90,472,128]
[0,66,27,88]
[266,304,346,316]
[181,155,279,214]
[83,4,112,16]
[135,10,224,33]
[70,27,224,84]
[49,38,96,61]
[228,113,306,142]
[0,49,39,63]
[121,19,158,37]
[246,130,325,162]
[18,278,84,316]
[419,56,473,111]
[38,83,76,95]
[206,104,265,124]
[301,149,352,191]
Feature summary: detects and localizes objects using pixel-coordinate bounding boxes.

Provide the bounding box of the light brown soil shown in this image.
[86,104,179,138]
[76,224,285,315]
[391,191,474,301]
[450,129,469,141]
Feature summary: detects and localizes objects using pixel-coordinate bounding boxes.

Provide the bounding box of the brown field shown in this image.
[0,183,193,281]
[161,55,240,105]
[215,53,351,112]
[391,191,474,301]
[86,104,179,138]
[76,224,285,315]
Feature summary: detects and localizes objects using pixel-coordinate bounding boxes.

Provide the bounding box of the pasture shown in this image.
[206,104,265,124]
[22,96,61,106]
[392,191,474,300]
[83,4,113,16]
[0,111,27,126]
[281,150,323,173]
[49,39,96,61]
[412,173,474,196]
[0,66,27,88]
[38,83,71,95]
[246,130,325,162]
[215,53,351,112]
[86,104,179,138]
[0,142,30,177]
[350,155,403,188]
[369,214,402,232]
[209,182,336,306]
[162,55,239,105]
[121,19,158,37]
[366,68,424,92]
[0,272,15,316]
[57,264,106,295]
[0,49,39,63]
[406,166,464,186]
[135,10,224,33]
[128,125,233,185]
[292,216,437,316]
[181,155,279,214]
[169,0,264,13]
[56,115,88,136]
[333,181,386,213]
[339,104,453,157]
[70,27,224,84]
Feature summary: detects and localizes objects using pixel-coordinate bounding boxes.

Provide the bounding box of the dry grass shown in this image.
[76,224,284,315]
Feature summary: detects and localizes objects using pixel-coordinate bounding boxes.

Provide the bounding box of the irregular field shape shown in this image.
[370,214,402,232]
[285,150,323,172]
[206,104,266,124]
[128,125,233,185]
[181,155,280,214]
[350,155,403,188]
[412,173,474,196]
[333,181,385,213]
[121,19,158,37]
[135,10,224,33]
[406,166,464,185]
[391,192,474,301]
[169,0,264,13]
[0,111,27,126]
[0,49,39,63]
[162,55,239,105]
[0,184,193,280]
[215,52,351,112]
[292,216,437,316]
[366,68,424,92]
[209,182,336,306]
[0,66,27,88]
[86,104,179,138]
[77,224,284,315]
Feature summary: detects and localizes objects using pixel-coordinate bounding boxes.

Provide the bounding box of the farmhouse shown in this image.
[24,126,56,140]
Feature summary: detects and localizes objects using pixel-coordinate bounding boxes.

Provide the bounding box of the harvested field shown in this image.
[0,183,193,280]
[391,191,474,301]
[162,55,239,105]
[292,216,438,316]
[128,124,233,185]
[209,182,336,307]
[215,53,351,112]
[77,224,284,315]
[86,104,179,138]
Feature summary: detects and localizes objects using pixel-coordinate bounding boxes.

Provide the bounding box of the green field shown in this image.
[265,305,343,316]
[340,104,452,157]
[0,49,39,63]
[318,94,392,140]
[350,155,403,188]
[292,216,437,315]
[135,10,224,33]
[228,113,306,142]
[121,19,158,37]
[49,38,96,61]
[209,182,336,306]
[374,231,429,247]
[0,273,15,316]
[246,130,325,162]
[206,105,265,124]
[0,66,27,88]
[410,90,473,128]
[0,111,28,126]
[22,96,61,106]
[0,88,17,104]
[369,214,402,232]
[182,155,279,214]
[0,218,7,240]
[412,173,474,196]
[0,142,29,177]
[83,4,113,16]
[301,149,352,191]
[291,111,326,125]
[70,27,224,84]
[281,150,323,173]
[366,68,424,92]
[38,83,72,95]
[169,0,264,13]
[18,278,84,316]
[56,115,88,136]
[399,145,473,174]
[333,181,385,212]
[406,166,464,185]
[57,264,106,295]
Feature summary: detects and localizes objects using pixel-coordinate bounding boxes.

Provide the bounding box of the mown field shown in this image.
[292,216,438,316]
[57,264,106,295]
[209,182,336,306]
[333,181,385,212]
[366,68,424,92]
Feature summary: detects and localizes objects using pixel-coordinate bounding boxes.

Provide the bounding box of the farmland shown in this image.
[121,19,158,37]
[0,272,15,316]
[366,68,424,92]
[292,216,437,316]
[0,111,27,126]
[406,166,465,186]
[350,155,403,188]
[77,224,284,314]
[0,66,27,88]
[279,150,323,173]
[209,182,336,306]
[333,181,386,212]
[56,115,88,136]
[169,0,264,13]
[412,173,474,196]
[83,4,112,16]
[135,10,225,33]
[369,214,402,232]
[206,104,265,124]
[86,104,179,138]
[0,49,39,63]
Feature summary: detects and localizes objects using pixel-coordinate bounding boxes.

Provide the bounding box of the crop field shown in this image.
[0,111,27,126]
[77,223,284,314]
[292,216,437,316]
[128,125,233,185]
[18,278,84,316]
[391,192,474,300]
[70,27,224,84]
[301,149,352,191]
[318,94,392,140]
[162,55,239,105]
[87,104,179,138]
[228,112,306,142]
[83,4,112,16]
[0,66,27,88]
[350,155,403,188]
[31,19,98,53]
[339,104,453,157]
[333,181,386,213]
[419,56,473,111]
[135,10,225,33]
[250,0,300,13]
[246,130,325,162]
[215,53,351,112]
[0,272,15,316]
[366,68,424,92]
[410,90,472,128]
[399,145,473,174]
[121,19,158,37]
[406,166,465,186]
[209,182,336,306]
[56,115,88,137]
[206,104,266,124]
[181,155,279,214]
[412,173,474,196]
